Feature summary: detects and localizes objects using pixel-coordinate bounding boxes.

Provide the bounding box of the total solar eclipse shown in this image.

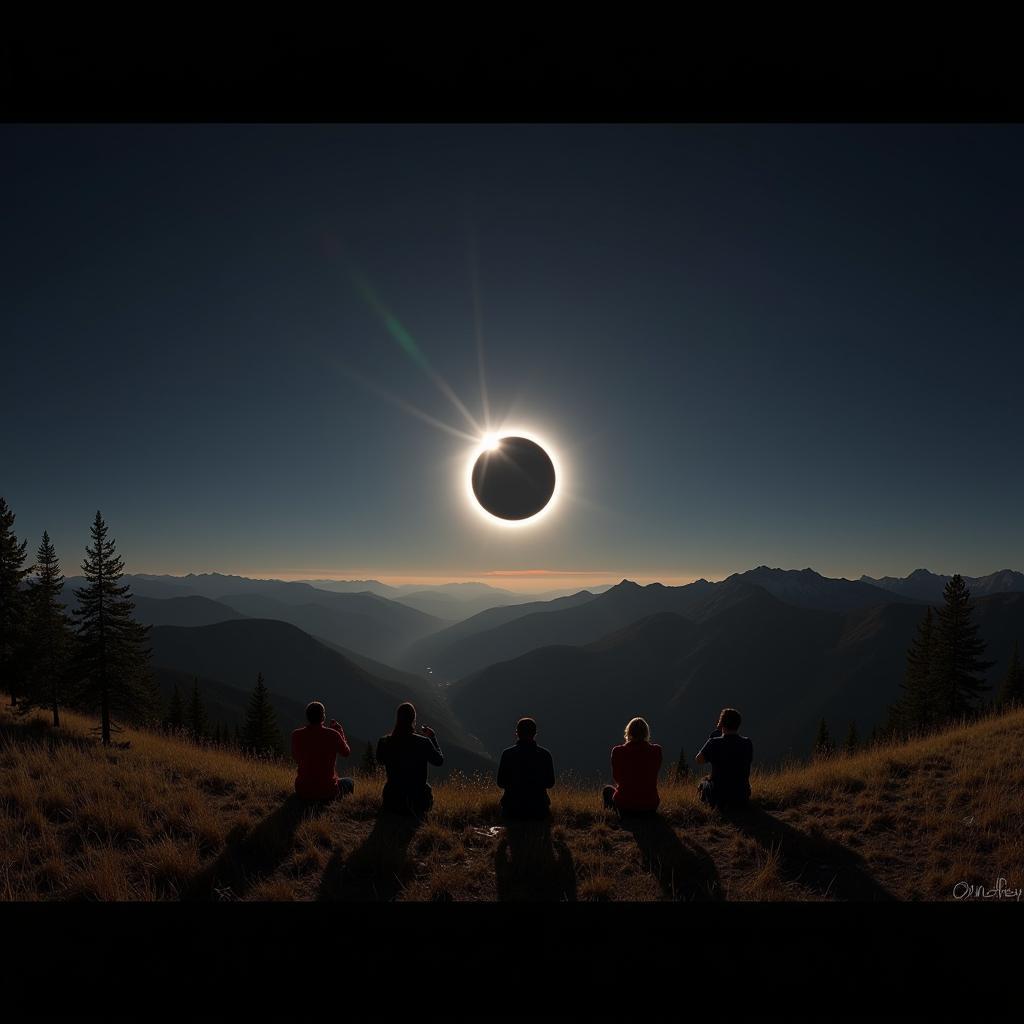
[471,436,556,521]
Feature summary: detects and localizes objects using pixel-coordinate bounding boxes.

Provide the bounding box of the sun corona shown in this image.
[465,429,560,527]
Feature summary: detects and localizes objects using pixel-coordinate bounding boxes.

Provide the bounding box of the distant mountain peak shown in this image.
[746,565,823,580]
[866,567,1024,602]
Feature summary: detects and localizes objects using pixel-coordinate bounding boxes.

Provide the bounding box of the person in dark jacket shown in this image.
[496,717,556,821]
[376,702,444,818]
[695,707,753,809]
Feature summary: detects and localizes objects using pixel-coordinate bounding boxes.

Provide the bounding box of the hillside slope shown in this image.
[150,667,490,779]
[397,589,598,676]
[149,620,491,768]
[405,579,757,681]
[2,698,1020,902]
[452,589,1024,768]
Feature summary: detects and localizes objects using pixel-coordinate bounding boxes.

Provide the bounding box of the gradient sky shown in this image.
[4,124,1023,588]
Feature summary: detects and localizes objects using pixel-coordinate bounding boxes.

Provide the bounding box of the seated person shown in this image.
[496,717,556,821]
[291,700,355,801]
[603,716,662,816]
[376,702,444,818]
[695,707,753,809]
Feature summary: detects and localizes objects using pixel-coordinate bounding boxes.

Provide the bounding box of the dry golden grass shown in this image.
[2,697,1021,902]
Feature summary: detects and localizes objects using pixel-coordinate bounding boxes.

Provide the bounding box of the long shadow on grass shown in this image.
[318,812,420,901]
[722,804,895,901]
[494,820,577,902]
[619,813,723,901]
[182,794,328,901]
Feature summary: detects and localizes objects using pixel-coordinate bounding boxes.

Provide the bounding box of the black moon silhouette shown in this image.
[472,436,556,521]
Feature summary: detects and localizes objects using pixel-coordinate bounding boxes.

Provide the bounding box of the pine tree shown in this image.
[844,720,858,755]
[186,677,207,739]
[932,575,994,723]
[361,740,377,775]
[19,532,74,726]
[242,673,282,756]
[814,718,834,757]
[893,607,938,734]
[165,684,185,732]
[0,497,32,706]
[674,745,690,781]
[996,641,1023,710]
[71,511,157,745]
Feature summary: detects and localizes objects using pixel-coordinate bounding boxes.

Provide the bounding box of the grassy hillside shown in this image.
[1,696,1021,901]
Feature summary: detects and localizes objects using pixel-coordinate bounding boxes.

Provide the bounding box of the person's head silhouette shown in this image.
[305,701,326,725]
[393,701,417,736]
[516,717,537,741]
[624,716,650,743]
[717,708,742,733]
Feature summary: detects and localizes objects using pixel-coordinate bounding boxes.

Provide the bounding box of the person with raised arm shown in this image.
[602,716,662,817]
[291,700,355,801]
[376,702,444,818]
[694,707,753,809]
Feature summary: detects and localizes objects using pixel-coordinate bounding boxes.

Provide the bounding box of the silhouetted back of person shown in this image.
[497,717,555,821]
[603,716,662,816]
[291,701,354,801]
[376,702,443,818]
[695,707,753,808]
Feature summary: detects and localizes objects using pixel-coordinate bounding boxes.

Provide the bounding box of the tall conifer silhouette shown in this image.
[187,677,208,739]
[814,718,834,757]
[932,575,993,721]
[72,511,156,745]
[242,672,282,755]
[844,721,858,754]
[165,684,185,731]
[996,641,1023,710]
[892,606,938,733]
[0,497,31,706]
[20,532,73,726]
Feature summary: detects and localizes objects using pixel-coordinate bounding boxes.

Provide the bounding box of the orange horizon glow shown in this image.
[122,566,713,592]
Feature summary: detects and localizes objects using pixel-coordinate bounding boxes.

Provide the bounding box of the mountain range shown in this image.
[450,588,1024,773]
[399,568,921,682]
[860,568,1024,604]
[65,574,444,664]
[57,565,1024,773]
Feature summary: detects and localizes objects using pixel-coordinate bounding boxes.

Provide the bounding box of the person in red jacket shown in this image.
[603,716,662,816]
[291,700,355,801]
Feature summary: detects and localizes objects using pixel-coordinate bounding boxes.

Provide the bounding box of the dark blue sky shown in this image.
[4,125,1022,587]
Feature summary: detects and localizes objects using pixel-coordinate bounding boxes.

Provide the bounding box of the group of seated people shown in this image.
[290,699,753,819]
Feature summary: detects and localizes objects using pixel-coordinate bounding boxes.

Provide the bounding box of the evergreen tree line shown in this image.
[1,499,156,745]
[815,574,1023,754]
[161,672,285,758]
[888,573,1022,734]
[1,497,292,756]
